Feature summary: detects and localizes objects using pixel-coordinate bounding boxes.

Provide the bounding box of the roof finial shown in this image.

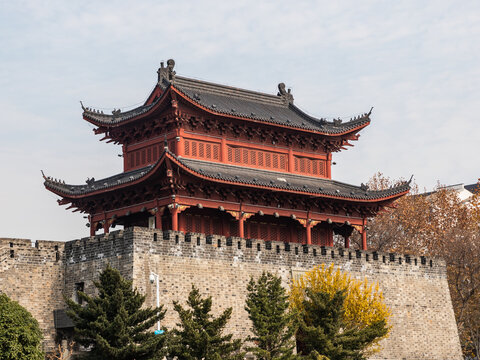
[408,175,414,185]
[368,106,374,116]
[41,170,47,180]
[80,101,86,112]
[157,58,176,84]
[167,59,176,82]
[277,83,294,104]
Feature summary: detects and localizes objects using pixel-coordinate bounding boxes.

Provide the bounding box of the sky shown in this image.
[0,0,479,241]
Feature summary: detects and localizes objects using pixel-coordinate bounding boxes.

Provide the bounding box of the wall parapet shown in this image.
[56,227,445,277]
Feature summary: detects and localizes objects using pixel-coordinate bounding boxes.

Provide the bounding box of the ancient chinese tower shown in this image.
[43,60,409,249]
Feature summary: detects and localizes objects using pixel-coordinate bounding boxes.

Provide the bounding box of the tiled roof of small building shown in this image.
[81,61,371,134]
[43,150,410,201]
[464,183,479,193]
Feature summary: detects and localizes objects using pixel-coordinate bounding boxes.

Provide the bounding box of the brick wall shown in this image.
[0,238,65,352]
[0,228,463,359]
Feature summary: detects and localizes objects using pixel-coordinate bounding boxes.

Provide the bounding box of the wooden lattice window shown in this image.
[300,158,305,173]
[213,144,220,160]
[280,225,288,242]
[199,142,205,158]
[258,152,264,166]
[294,157,299,171]
[313,160,318,175]
[135,151,140,166]
[265,153,271,168]
[186,214,193,233]
[147,148,152,162]
[250,150,256,165]
[234,148,241,163]
[153,146,158,160]
[204,218,211,235]
[280,155,286,169]
[192,141,197,157]
[260,223,268,240]
[228,147,233,162]
[169,141,175,153]
[319,161,326,176]
[206,143,212,159]
[194,216,201,233]
[213,218,221,235]
[272,154,278,169]
[270,226,278,242]
[230,220,239,237]
[297,228,304,243]
[250,222,258,239]
[141,150,146,164]
[184,140,190,155]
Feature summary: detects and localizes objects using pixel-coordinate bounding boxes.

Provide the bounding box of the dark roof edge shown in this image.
[42,152,409,202]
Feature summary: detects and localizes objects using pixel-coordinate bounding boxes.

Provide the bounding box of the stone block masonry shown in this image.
[0,238,65,353]
[0,228,463,359]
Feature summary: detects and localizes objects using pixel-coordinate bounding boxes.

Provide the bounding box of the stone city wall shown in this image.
[0,228,463,359]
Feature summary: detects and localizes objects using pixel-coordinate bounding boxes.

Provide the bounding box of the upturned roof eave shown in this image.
[80,81,371,137]
[171,86,371,137]
[43,151,410,204]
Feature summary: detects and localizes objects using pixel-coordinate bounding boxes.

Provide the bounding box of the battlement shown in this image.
[0,238,64,265]
[62,227,444,278]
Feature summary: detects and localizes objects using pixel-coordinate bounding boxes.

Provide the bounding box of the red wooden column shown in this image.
[344,236,350,248]
[361,231,367,250]
[306,221,312,245]
[361,218,367,250]
[221,138,228,162]
[238,214,245,238]
[326,153,332,179]
[171,205,179,231]
[288,148,294,172]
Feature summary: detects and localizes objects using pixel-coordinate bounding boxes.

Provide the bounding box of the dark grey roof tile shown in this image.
[44,151,409,201]
[82,74,371,133]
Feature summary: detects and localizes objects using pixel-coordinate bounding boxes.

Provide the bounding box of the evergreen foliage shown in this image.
[0,292,44,360]
[169,285,243,360]
[65,265,166,360]
[245,272,297,360]
[296,289,388,360]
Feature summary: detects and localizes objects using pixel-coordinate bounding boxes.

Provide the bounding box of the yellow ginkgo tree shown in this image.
[290,264,390,358]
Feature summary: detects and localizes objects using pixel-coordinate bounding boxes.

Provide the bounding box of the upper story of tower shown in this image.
[81,59,371,179]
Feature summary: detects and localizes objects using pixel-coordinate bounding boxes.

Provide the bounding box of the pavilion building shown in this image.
[43,60,409,250]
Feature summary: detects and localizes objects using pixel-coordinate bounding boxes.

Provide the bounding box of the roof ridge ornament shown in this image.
[157,59,176,84]
[277,83,294,104]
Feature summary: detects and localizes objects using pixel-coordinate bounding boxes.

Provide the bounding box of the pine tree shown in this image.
[65,265,166,360]
[169,285,244,360]
[297,289,388,360]
[0,293,44,360]
[245,272,297,360]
